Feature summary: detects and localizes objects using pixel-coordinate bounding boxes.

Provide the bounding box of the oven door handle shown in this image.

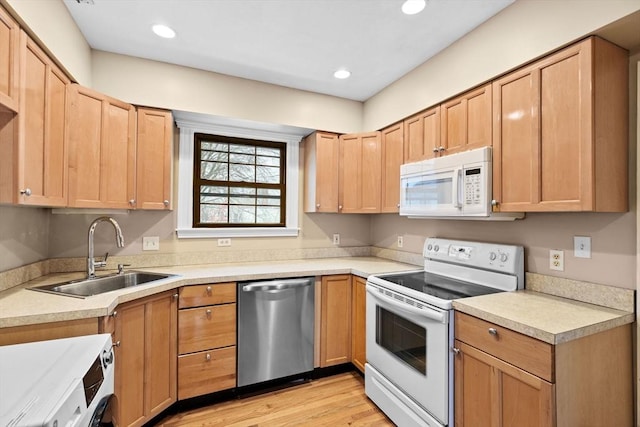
[368,287,448,324]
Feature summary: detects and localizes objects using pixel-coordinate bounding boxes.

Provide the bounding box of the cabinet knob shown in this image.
[111,311,118,318]
[338,205,343,210]
[129,199,136,206]
[113,340,121,347]
[397,203,400,208]
[19,188,32,196]
[452,347,460,355]
[206,286,212,295]
[163,200,170,206]
[206,309,212,318]
[491,200,499,207]
[488,328,498,336]
[173,293,179,300]
[316,204,320,208]
[438,146,445,152]
[432,148,439,153]
[205,353,211,361]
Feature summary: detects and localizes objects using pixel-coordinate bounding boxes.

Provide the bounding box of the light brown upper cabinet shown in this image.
[380,122,404,213]
[403,106,440,163]
[339,131,382,213]
[0,5,19,113]
[0,31,70,206]
[135,107,173,210]
[303,131,340,213]
[66,84,136,209]
[440,83,492,156]
[492,37,628,212]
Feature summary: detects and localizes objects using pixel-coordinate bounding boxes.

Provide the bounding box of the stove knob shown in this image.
[427,244,433,251]
[500,253,508,262]
[489,252,497,261]
[434,245,440,252]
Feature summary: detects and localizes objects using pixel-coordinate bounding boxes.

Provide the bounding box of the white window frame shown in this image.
[174,111,310,238]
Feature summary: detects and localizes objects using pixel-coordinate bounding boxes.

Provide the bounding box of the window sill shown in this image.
[176,227,300,239]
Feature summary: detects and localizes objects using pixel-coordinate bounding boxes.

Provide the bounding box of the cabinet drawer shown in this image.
[179,283,236,308]
[178,346,236,400]
[179,304,236,354]
[455,312,554,382]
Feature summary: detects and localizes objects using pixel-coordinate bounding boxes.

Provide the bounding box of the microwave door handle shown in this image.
[452,168,462,208]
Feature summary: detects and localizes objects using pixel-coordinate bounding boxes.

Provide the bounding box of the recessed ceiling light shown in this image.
[402,0,426,15]
[152,24,176,39]
[334,69,351,79]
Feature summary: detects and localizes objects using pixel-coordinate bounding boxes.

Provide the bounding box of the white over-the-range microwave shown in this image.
[399,146,524,220]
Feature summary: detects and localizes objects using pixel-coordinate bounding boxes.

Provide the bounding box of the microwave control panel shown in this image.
[464,167,482,205]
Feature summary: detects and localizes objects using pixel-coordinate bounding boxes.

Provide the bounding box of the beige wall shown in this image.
[3,0,92,86]
[0,206,49,271]
[363,0,640,130]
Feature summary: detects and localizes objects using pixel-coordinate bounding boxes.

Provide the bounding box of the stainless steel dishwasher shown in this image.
[237,277,315,387]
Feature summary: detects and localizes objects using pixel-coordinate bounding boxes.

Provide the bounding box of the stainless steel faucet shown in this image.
[87,217,125,279]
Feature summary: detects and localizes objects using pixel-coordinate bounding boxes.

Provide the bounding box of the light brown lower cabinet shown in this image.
[320,275,352,367]
[351,276,366,373]
[101,290,177,427]
[454,312,633,427]
[177,283,237,400]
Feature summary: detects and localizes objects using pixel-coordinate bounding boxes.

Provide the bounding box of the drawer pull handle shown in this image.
[206,286,212,295]
[206,353,211,361]
[206,309,212,318]
[488,328,498,336]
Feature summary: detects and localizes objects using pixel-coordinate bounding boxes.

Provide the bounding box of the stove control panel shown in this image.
[424,237,523,276]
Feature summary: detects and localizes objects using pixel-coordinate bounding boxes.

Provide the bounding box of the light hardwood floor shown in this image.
[155,372,394,426]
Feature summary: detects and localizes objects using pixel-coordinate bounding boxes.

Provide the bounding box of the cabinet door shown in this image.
[136,107,172,210]
[303,131,340,213]
[339,132,381,213]
[17,31,69,207]
[112,291,177,427]
[441,83,491,156]
[455,340,554,427]
[0,5,19,112]
[380,123,403,213]
[351,276,366,373]
[67,84,136,208]
[320,275,352,367]
[144,292,177,419]
[403,106,440,163]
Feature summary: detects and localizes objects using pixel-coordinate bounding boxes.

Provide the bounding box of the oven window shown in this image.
[376,306,426,375]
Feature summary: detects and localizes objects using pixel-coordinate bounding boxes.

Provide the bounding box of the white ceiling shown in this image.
[62,0,514,102]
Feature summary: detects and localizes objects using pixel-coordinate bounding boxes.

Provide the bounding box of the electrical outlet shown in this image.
[333,234,340,245]
[574,236,591,258]
[397,235,404,248]
[142,236,159,251]
[217,238,231,247]
[549,249,564,271]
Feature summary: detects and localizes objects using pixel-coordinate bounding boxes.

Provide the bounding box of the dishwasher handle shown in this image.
[242,278,313,292]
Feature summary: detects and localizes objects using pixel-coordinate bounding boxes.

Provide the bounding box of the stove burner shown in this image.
[377,271,501,301]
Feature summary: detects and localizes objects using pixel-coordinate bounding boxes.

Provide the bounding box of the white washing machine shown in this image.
[0,334,115,427]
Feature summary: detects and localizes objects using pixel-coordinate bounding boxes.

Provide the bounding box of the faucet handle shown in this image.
[117,264,131,274]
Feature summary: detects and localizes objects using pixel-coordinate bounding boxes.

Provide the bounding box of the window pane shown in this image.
[258,197,280,206]
[201,150,228,162]
[230,144,255,155]
[257,207,280,223]
[258,188,280,196]
[230,205,255,223]
[202,142,228,151]
[230,153,255,165]
[201,185,228,194]
[230,196,256,205]
[256,166,280,184]
[201,195,228,204]
[230,187,256,195]
[257,156,280,167]
[200,204,228,223]
[257,147,280,157]
[230,164,255,182]
[201,161,228,180]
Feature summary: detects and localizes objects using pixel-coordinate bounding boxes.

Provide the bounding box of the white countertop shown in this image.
[0,257,417,328]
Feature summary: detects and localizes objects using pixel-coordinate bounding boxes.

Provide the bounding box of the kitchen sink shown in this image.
[29,271,176,298]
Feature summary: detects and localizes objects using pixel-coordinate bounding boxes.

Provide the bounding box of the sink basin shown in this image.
[30,271,175,298]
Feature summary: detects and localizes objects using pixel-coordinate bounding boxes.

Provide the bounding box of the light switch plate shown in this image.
[142,236,160,251]
[397,235,404,248]
[574,236,591,258]
[333,234,340,245]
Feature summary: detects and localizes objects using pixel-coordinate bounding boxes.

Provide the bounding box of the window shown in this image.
[174,110,309,239]
[193,134,286,227]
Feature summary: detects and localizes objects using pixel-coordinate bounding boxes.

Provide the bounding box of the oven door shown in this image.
[366,283,450,425]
